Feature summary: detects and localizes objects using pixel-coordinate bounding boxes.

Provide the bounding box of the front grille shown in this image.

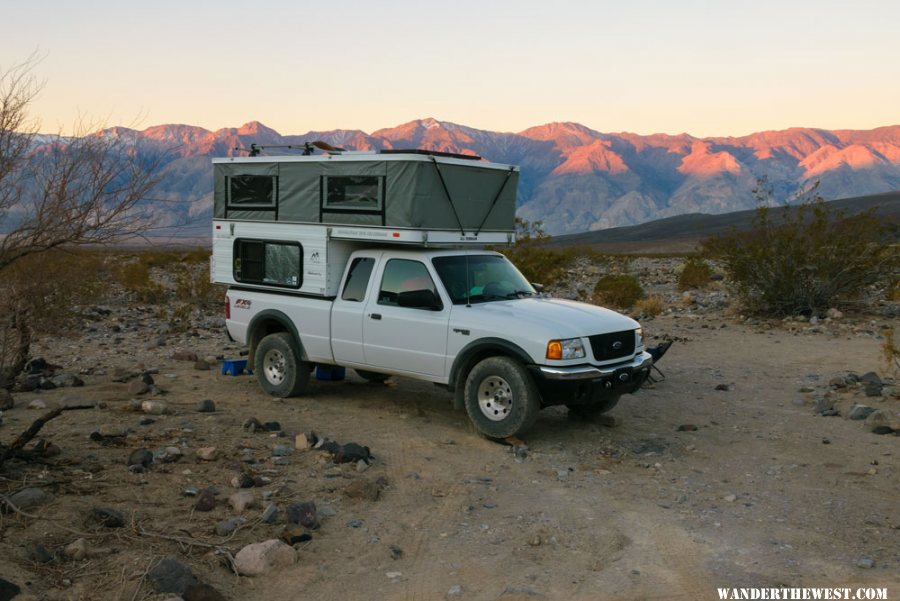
[588,330,635,362]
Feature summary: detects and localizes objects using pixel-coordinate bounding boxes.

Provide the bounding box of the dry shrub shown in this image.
[883,328,900,374]
[592,274,644,309]
[703,181,899,316]
[115,260,166,304]
[174,260,223,310]
[635,294,666,317]
[678,257,713,291]
[498,218,577,286]
[0,250,106,386]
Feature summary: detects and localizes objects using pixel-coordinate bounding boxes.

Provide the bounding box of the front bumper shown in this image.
[529,351,653,407]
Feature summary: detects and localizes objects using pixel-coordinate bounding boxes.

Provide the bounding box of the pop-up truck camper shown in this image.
[213,146,651,438]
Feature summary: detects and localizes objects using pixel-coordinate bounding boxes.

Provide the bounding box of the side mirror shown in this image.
[397,289,443,311]
[531,283,545,293]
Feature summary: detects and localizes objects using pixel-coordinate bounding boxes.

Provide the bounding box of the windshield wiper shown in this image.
[504,289,536,298]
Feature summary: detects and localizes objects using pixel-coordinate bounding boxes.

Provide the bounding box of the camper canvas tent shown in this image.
[213,150,519,236]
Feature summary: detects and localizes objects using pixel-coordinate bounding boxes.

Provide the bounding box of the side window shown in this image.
[378,259,442,311]
[341,257,375,302]
[233,239,302,288]
[228,175,277,208]
[323,176,384,211]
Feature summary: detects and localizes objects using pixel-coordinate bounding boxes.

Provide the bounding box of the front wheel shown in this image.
[255,332,310,397]
[464,356,540,439]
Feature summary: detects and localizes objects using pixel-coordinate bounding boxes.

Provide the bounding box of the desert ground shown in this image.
[0,257,898,601]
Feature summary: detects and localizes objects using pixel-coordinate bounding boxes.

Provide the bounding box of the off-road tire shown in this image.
[566,395,620,419]
[355,369,391,383]
[255,332,310,398]
[464,356,540,438]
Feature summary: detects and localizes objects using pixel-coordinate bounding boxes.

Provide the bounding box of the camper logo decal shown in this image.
[310,251,321,263]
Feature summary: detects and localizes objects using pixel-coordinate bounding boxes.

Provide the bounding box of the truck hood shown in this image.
[460,297,639,339]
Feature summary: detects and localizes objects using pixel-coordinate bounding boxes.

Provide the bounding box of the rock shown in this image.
[141,372,155,385]
[723,494,737,503]
[814,396,834,414]
[714,384,730,391]
[195,489,216,512]
[0,578,21,600]
[264,421,281,432]
[871,426,895,435]
[864,381,883,397]
[243,417,264,432]
[173,351,199,362]
[318,505,337,518]
[859,372,882,386]
[128,448,154,469]
[828,376,847,388]
[556,469,569,482]
[233,540,296,576]
[826,308,843,319]
[866,409,900,432]
[231,473,255,488]
[347,519,363,528]
[847,404,877,421]
[676,424,697,432]
[64,538,89,561]
[183,583,228,601]
[50,373,84,388]
[386,572,402,579]
[28,399,47,410]
[336,443,371,464]
[193,360,211,371]
[389,544,403,560]
[128,380,150,396]
[286,501,318,529]
[261,503,279,524]
[196,399,216,413]
[281,525,313,545]
[229,491,256,513]
[196,447,218,461]
[294,432,316,450]
[141,400,167,415]
[356,459,370,472]
[148,557,198,594]
[272,444,293,457]
[856,558,875,569]
[0,389,13,410]
[183,486,200,497]
[157,446,183,463]
[5,487,50,511]
[91,507,125,528]
[215,516,246,537]
[448,584,463,597]
[29,542,54,564]
[344,480,380,502]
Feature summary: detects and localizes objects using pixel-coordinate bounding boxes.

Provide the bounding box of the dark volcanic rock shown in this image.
[195,488,217,512]
[286,501,318,529]
[127,448,154,469]
[91,507,126,528]
[148,556,198,594]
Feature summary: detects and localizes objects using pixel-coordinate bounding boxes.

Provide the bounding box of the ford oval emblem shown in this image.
[612,341,623,350]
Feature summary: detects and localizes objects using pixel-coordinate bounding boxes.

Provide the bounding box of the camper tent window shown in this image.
[229,175,277,208]
[233,239,302,288]
[324,176,383,211]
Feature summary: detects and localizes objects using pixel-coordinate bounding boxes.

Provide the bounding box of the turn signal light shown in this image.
[546,340,563,360]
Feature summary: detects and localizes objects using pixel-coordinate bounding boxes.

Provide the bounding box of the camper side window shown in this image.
[324,176,383,211]
[233,239,302,288]
[229,175,277,208]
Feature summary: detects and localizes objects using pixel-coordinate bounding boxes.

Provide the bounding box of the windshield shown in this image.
[432,254,536,305]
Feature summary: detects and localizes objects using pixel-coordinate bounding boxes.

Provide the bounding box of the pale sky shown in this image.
[3,0,899,137]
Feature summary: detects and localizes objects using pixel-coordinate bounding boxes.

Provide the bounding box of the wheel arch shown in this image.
[246,310,306,369]
[448,338,535,410]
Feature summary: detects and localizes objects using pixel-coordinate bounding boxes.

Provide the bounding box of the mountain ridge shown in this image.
[61,119,900,235]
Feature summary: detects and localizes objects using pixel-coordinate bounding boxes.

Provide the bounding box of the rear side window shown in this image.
[341,257,375,302]
[233,239,302,288]
[229,175,277,208]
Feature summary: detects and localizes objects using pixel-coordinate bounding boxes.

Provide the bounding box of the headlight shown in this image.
[635,327,643,348]
[546,337,586,360]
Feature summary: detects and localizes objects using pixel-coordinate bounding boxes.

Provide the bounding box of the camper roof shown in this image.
[213,150,518,172]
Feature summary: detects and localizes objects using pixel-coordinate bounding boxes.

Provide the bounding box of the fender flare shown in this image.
[246,310,307,367]
[448,337,535,409]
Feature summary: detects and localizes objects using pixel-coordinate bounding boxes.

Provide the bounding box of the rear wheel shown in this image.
[255,332,310,397]
[464,356,540,438]
[355,369,391,383]
[566,395,620,419]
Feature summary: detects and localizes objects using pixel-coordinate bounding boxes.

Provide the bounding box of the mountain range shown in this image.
[88,119,900,236]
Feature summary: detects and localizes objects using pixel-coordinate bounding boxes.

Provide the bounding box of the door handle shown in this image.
[370,313,382,320]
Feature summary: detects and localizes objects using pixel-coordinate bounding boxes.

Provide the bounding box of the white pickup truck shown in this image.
[224,247,652,438]
[212,149,651,438]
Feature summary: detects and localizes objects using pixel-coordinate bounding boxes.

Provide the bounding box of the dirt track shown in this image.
[1,281,898,601]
